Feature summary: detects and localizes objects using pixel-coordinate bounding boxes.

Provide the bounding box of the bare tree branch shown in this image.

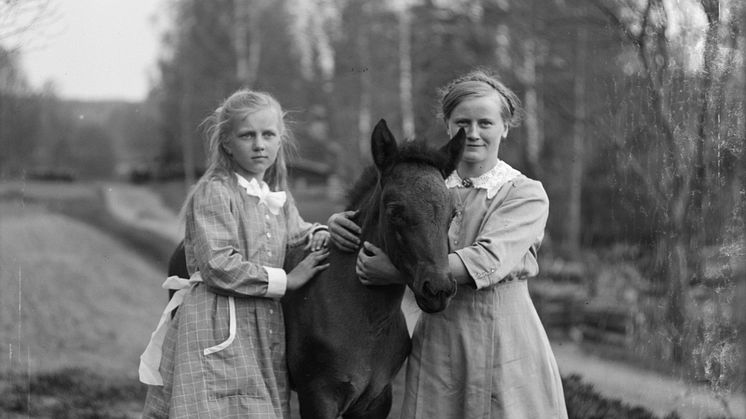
[0,0,57,50]
[595,0,683,205]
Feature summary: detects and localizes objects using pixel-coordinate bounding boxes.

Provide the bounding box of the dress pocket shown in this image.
[201,296,264,400]
[204,296,237,355]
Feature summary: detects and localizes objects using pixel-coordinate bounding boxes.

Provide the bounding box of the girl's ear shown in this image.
[221,143,233,156]
[502,124,509,139]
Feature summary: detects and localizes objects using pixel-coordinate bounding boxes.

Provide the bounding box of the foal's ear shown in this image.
[438,128,465,178]
[371,119,398,171]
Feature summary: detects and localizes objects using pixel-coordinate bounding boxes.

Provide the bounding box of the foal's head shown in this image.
[367,119,464,313]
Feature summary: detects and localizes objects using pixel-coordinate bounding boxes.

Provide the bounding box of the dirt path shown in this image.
[101,182,182,243]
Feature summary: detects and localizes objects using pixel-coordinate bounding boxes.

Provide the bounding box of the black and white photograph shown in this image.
[1,0,744,418]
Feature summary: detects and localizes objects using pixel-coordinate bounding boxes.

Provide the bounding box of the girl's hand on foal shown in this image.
[305,230,330,251]
[287,248,329,290]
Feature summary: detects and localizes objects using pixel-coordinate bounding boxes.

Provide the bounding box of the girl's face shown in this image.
[225,108,282,182]
[446,94,508,177]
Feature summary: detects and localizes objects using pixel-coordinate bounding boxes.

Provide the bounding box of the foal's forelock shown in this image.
[346,141,453,210]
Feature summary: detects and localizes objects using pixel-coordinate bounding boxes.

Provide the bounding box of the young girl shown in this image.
[140,89,330,418]
[329,70,567,418]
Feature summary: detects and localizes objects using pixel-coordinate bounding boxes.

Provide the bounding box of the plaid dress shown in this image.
[142,174,315,419]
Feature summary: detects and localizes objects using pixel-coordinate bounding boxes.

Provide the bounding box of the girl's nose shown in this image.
[253,139,266,151]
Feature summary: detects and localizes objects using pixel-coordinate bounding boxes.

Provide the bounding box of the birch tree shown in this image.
[566,25,588,257]
[234,0,272,87]
[387,0,418,140]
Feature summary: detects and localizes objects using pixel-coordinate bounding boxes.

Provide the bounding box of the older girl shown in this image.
[329,70,568,418]
[141,89,329,418]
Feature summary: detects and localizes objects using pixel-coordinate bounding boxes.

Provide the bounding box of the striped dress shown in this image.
[142,174,316,419]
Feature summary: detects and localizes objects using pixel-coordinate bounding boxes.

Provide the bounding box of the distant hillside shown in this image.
[0,198,166,377]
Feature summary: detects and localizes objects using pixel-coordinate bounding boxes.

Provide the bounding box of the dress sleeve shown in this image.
[186,179,283,298]
[454,178,548,290]
[284,191,323,247]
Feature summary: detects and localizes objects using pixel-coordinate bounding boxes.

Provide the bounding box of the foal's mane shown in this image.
[345,140,450,211]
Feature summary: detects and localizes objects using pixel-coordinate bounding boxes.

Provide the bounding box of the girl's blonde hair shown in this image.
[181,89,296,216]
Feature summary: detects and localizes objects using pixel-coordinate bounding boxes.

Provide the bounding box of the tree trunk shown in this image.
[664,228,689,365]
[180,75,196,190]
[659,168,692,364]
[317,20,341,198]
[246,16,262,87]
[234,0,262,87]
[357,3,372,169]
[566,25,587,257]
[691,0,719,276]
[521,37,542,180]
[234,0,250,83]
[398,7,415,140]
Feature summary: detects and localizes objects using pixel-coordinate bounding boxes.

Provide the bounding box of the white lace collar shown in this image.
[445,160,522,199]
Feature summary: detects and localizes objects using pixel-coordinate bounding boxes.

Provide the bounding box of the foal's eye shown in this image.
[385,204,409,225]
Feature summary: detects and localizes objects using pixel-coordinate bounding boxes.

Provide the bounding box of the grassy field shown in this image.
[0,200,166,374]
[0,183,168,417]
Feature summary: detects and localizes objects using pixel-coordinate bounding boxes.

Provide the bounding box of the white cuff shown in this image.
[311,224,328,234]
[264,266,287,298]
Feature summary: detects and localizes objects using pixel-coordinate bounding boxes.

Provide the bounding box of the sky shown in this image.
[14,0,165,102]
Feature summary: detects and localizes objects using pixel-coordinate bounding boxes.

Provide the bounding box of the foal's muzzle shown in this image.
[415,274,456,313]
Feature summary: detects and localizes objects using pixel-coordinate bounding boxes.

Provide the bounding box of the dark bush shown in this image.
[563,374,680,419]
